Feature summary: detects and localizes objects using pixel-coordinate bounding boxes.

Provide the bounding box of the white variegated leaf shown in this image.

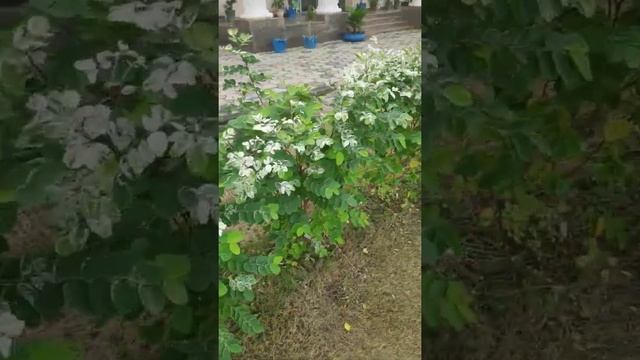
[147,131,168,156]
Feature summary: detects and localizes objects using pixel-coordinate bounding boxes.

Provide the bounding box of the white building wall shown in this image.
[220,0,280,15]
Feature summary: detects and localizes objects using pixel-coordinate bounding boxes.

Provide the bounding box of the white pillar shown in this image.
[409,0,420,6]
[238,0,273,18]
[316,0,341,14]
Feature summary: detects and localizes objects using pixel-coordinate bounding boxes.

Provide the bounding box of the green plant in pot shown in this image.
[272,0,285,17]
[304,6,317,49]
[306,4,316,20]
[225,0,236,22]
[343,7,366,42]
[370,0,378,11]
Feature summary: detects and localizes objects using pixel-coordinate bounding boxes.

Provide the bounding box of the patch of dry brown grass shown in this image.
[240,205,421,360]
[17,312,160,360]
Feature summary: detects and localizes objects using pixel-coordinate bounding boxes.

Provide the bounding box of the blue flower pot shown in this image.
[286,8,296,18]
[343,32,366,42]
[303,35,317,49]
[272,38,287,53]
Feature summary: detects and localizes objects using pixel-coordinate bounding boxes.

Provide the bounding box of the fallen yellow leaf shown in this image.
[344,322,352,332]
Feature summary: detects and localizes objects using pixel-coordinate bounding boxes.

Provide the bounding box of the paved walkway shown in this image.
[219,29,420,109]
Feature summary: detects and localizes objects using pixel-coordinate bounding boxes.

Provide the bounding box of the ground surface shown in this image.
[427,218,640,360]
[219,29,421,108]
[17,314,157,360]
[240,204,422,360]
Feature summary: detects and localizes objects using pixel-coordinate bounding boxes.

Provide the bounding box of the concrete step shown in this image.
[365,9,404,19]
[363,18,412,29]
[364,24,415,35]
[365,15,404,23]
[364,18,408,28]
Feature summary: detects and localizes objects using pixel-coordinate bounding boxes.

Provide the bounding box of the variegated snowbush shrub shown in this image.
[218,30,421,359]
[333,42,422,200]
[0,1,220,358]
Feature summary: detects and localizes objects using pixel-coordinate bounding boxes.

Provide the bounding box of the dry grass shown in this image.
[17,312,160,360]
[240,204,421,360]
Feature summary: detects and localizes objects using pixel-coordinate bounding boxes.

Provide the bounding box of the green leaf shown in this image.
[138,285,166,315]
[135,262,164,285]
[335,151,345,166]
[423,240,439,266]
[88,280,113,319]
[219,281,228,297]
[186,256,215,292]
[443,84,472,107]
[221,231,243,256]
[566,42,592,81]
[229,242,241,255]
[155,254,191,280]
[169,306,193,334]
[82,253,135,280]
[62,281,91,314]
[537,0,561,21]
[187,143,210,177]
[604,118,632,142]
[269,262,281,275]
[111,280,140,316]
[221,230,243,244]
[577,0,596,17]
[441,301,464,331]
[219,327,243,360]
[183,22,216,51]
[446,281,473,306]
[552,51,581,88]
[456,303,478,324]
[163,279,188,305]
[231,306,264,336]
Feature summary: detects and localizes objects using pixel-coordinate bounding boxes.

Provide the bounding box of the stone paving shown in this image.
[219,29,420,109]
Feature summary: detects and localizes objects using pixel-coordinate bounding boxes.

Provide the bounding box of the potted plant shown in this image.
[286,2,297,19]
[369,0,378,11]
[303,6,317,49]
[343,7,366,42]
[393,0,400,8]
[272,0,285,17]
[272,37,288,53]
[224,0,236,22]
